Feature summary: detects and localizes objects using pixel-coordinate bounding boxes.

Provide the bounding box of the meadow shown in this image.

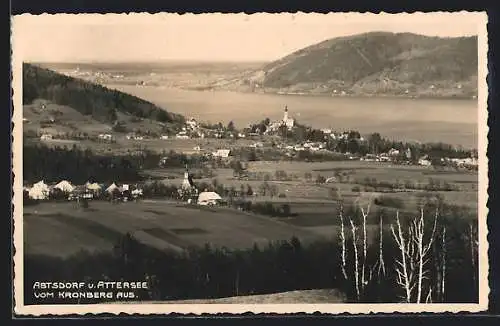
[23,200,322,258]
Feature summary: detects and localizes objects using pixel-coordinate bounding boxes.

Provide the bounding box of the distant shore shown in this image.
[182,86,478,101]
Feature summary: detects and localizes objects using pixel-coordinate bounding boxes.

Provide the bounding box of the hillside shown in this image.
[24,201,323,258]
[213,32,478,98]
[135,289,346,304]
[23,63,185,124]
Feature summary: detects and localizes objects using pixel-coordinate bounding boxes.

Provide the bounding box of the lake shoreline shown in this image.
[106,83,477,102]
[182,87,478,102]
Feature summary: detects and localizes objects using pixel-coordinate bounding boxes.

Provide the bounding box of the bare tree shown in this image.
[391,209,438,303]
[468,222,479,295]
[349,218,360,301]
[391,211,413,303]
[375,215,386,278]
[339,205,348,281]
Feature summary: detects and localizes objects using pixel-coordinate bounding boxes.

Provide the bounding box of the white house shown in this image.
[160,135,169,140]
[418,156,432,167]
[106,183,119,193]
[98,134,113,141]
[40,134,53,141]
[54,180,75,193]
[86,182,102,192]
[388,148,400,156]
[212,149,231,158]
[176,131,190,139]
[198,191,222,206]
[28,181,50,200]
[131,188,143,198]
[325,177,337,183]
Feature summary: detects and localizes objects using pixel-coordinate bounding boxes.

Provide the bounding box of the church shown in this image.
[268,105,295,133]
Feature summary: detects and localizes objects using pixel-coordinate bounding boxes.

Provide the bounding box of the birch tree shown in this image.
[391,209,438,303]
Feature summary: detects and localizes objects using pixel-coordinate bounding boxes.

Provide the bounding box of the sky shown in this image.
[12,12,484,63]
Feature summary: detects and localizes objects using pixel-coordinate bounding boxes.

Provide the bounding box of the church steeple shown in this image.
[283,105,288,122]
[182,164,192,189]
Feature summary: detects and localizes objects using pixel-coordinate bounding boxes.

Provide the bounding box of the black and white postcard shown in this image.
[11,12,489,315]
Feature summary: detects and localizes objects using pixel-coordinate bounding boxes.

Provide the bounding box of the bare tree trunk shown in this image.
[235,269,240,296]
[391,212,412,303]
[361,206,369,293]
[378,215,386,277]
[339,208,348,280]
[441,226,446,302]
[469,223,477,295]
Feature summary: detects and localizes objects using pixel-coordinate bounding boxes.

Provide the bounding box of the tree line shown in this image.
[23,144,213,185]
[23,63,185,124]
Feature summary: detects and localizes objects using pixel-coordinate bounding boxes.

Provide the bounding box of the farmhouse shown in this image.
[212,149,231,158]
[197,191,222,206]
[176,130,190,139]
[54,180,75,193]
[131,188,143,198]
[70,185,94,200]
[106,183,119,194]
[98,134,113,141]
[388,148,400,156]
[86,182,102,192]
[40,134,53,141]
[418,156,432,167]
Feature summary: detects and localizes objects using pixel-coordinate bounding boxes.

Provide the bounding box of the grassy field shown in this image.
[155,160,478,209]
[23,200,324,258]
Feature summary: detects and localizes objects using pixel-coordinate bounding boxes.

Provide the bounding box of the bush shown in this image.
[316,175,327,184]
[373,195,405,209]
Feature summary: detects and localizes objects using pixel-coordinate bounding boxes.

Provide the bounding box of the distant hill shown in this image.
[23,63,185,124]
[214,32,478,98]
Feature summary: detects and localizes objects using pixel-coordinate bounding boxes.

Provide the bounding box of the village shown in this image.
[34,105,479,168]
[25,105,479,214]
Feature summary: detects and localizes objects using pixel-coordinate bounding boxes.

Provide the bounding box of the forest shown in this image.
[22,63,185,124]
[22,144,203,184]
[24,200,479,305]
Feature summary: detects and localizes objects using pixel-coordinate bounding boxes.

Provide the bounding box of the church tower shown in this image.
[283,105,289,122]
[181,165,193,190]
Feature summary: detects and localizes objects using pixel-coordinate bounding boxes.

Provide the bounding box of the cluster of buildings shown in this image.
[24,180,143,201]
[24,167,225,207]
[277,141,327,152]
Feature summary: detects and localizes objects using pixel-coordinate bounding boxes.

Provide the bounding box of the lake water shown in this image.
[111,85,478,149]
